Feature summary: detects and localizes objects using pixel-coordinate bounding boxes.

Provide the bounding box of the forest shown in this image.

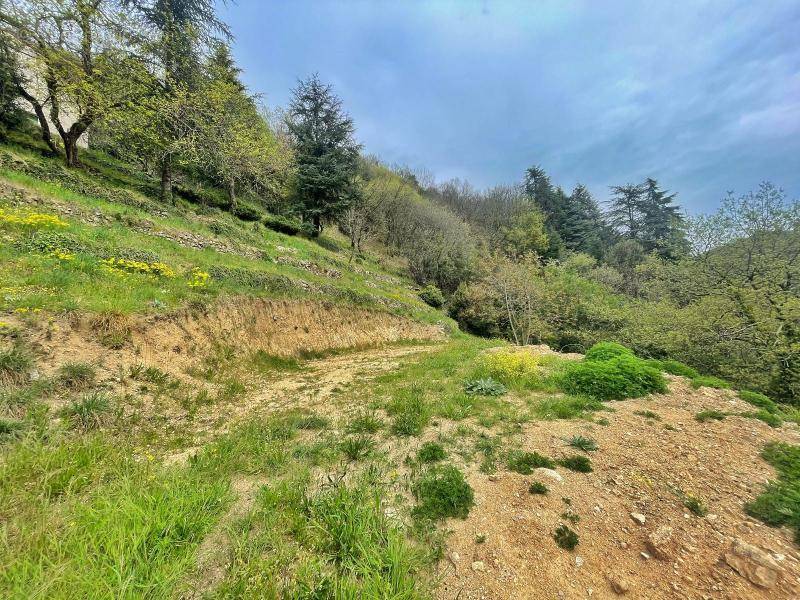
[1,0,798,405]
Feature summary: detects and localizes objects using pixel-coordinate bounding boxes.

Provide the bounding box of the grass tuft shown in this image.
[528,481,548,495]
[61,392,113,430]
[695,409,726,423]
[340,436,375,461]
[417,441,447,464]
[0,345,32,385]
[58,361,97,390]
[558,454,593,473]
[553,524,579,550]
[412,465,474,521]
[566,434,597,452]
[506,450,555,474]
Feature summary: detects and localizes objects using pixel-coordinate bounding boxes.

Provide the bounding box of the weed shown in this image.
[294,413,330,430]
[389,385,430,436]
[249,350,303,373]
[0,418,24,440]
[476,348,540,388]
[340,436,375,461]
[417,441,447,463]
[684,494,708,517]
[558,455,593,473]
[506,450,555,474]
[529,481,548,495]
[691,375,731,389]
[561,355,667,401]
[553,524,579,550]
[61,392,112,430]
[561,510,580,524]
[474,533,486,544]
[531,395,603,420]
[634,409,661,421]
[216,378,246,402]
[738,390,779,414]
[464,377,507,396]
[346,411,384,434]
[58,361,96,390]
[412,465,474,521]
[566,435,597,452]
[0,344,32,384]
[584,341,633,362]
[695,409,726,422]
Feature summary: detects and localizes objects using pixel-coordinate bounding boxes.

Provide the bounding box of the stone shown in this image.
[630,512,646,525]
[646,526,674,561]
[471,561,486,572]
[723,539,782,589]
[575,556,584,568]
[534,468,563,482]
[606,573,630,594]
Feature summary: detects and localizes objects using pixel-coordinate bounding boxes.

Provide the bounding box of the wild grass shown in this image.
[634,409,661,421]
[530,395,603,420]
[506,450,555,474]
[695,409,726,422]
[340,436,375,461]
[690,375,731,390]
[388,384,430,436]
[57,361,96,390]
[558,454,593,473]
[412,464,474,521]
[566,435,598,452]
[417,441,447,463]
[346,411,384,434]
[0,344,32,384]
[529,481,548,495]
[61,392,113,430]
[746,442,800,542]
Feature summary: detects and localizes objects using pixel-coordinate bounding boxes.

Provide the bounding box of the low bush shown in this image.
[684,494,708,517]
[262,213,314,236]
[744,410,783,428]
[558,455,592,473]
[477,349,540,388]
[528,481,548,495]
[418,284,445,308]
[691,375,731,389]
[232,201,264,222]
[739,390,779,414]
[553,524,579,550]
[746,442,800,542]
[58,362,96,390]
[464,378,507,397]
[506,450,555,474]
[695,409,726,422]
[412,465,474,521]
[658,360,700,379]
[566,435,597,452]
[584,341,634,362]
[561,355,667,401]
[417,442,446,464]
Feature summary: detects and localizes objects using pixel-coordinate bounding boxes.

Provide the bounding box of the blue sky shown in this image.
[219,0,800,213]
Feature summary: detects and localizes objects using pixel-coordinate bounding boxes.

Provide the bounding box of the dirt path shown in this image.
[437,377,800,600]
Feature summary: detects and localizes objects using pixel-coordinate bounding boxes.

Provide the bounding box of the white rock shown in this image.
[575,556,584,568]
[724,539,782,589]
[534,468,563,482]
[471,561,486,572]
[630,512,646,525]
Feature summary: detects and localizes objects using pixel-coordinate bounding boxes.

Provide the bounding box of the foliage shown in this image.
[506,450,555,474]
[739,390,779,414]
[684,494,708,517]
[558,454,593,473]
[417,442,447,464]
[746,442,800,542]
[561,355,667,400]
[745,410,783,428]
[61,392,113,430]
[0,344,32,385]
[553,524,579,550]
[584,341,634,362]
[340,436,374,461]
[695,409,726,423]
[657,359,700,378]
[477,349,540,387]
[58,362,97,390]
[419,284,445,308]
[691,376,731,390]
[529,481,548,495]
[566,435,597,452]
[412,465,474,521]
[464,378,507,397]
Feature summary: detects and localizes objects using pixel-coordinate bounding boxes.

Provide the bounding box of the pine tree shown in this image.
[286,74,361,234]
[607,183,645,240]
[562,184,604,256]
[523,165,568,257]
[639,178,684,258]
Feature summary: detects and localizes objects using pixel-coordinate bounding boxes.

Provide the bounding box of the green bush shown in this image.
[464,378,507,397]
[558,455,592,473]
[418,284,445,308]
[658,360,700,379]
[553,524,579,550]
[744,410,783,428]
[412,465,474,521]
[746,443,800,542]
[566,435,597,452]
[417,442,446,464]
[528,481,548,495]
[506,450,554,474]
[584,341,634,362]
[232,201,264,222]
[561,355,667,401]
[739,390,779,414]
[695,409,726,422]
[691,375,731,389]
[262,213,313,236]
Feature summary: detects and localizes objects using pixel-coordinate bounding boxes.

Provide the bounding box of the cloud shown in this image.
[220,0,800,213]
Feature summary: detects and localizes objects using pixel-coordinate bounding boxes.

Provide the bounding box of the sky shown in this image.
[218,0,800,213]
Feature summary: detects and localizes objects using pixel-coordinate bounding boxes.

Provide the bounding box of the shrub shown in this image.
[567,435,597,452]
[633,409,661,421]
[553,524,579,550]
[58,362,96,390]
[478,349,540,388]
[464,378,507,397]
[340,436,374,461]
[691,375,731,389]
[559,455,592,473]
[744,410,783,428]
[61,392,112,430]
[529,481,548,495]
[584,341,634,362]
[418,284,445,308]
[684,494,708,517]
[658,360,700,379]
[0,345,32,385]
[417,442,446,464]
[561,355,667,401]
[739,390,779,414]
[232,201,264,222]
[262,213,313,236]
[506,450,554,474]
[695,409,726,422]
[746,442,800,542]
[412,465,474,521]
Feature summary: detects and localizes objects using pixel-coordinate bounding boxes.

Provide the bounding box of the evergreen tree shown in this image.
[523,165,568,257]
[562,184,604,256]
[607,183,645,240]
[286,74,361,234]
[639,178,685,258]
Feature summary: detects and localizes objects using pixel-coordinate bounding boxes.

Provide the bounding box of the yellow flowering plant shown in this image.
[0,207,68,229]
[478,348,541,387]
[187,267,210,288]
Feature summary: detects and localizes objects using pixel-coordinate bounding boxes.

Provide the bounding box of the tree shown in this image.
[0,34,23,139]
[607,183,645,240]
[562,184,604,256]
[498,208,549,258]
[524,165,570,257]
[0,0,145,166]
[286,74,360,234]
[639,178,685,258]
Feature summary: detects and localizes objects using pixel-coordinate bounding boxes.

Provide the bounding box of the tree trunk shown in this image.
[312,214,322,237]
[160,158,173,204]
[64,136,79,167]
[18,90,58,155]
[227,180,237,212]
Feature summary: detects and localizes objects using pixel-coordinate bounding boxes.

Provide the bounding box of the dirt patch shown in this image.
[436,377,800,599]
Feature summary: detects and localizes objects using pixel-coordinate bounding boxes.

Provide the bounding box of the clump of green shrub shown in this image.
[58,362,96,390]
[340,436,374,461]
[558,455,592,473]
[417,441,446,463]
[464,378,507,397]
[746,442,800,542]
[418,284,445,308]
[61,392,113,430]
[476,348,540,388]
[412,465,474,521]
[553,524,579,550]
[584,341,633,362]
[744,410,783,428]
[739,390,779,414]
[0,344,32,385]
[684,494,708,517]
[566,435,597,452]
[506,450,554,474]
[561,355,667,401]
[658,360,700,379]
[529,481,548,495]
[262,213,314,236]
[691,375,731,389]
[633,409,661,421]
[695,409,726,422]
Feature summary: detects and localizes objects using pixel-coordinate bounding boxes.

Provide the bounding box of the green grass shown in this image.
[340,436,375,461]
[530,395,603,420]
[388,384,431,436]
[57,361,97,390]
[346,411,384,434]
[553,524,579,550]
[506,450,555,474]
[0,344,32,384]
[417,441,447,463]
[690,375,731,389]
[412,464,474,521]
[739,390,779,414]
[61,392,113,430]
[695,409,727,422]
[747,442,800,542]
[566,435,597,452]
[633,409,661,421]
[561,354,667,401]
[558,454,593,473]
[529,481,548,495]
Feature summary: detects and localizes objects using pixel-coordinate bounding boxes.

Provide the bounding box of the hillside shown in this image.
[1,137,799,597]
